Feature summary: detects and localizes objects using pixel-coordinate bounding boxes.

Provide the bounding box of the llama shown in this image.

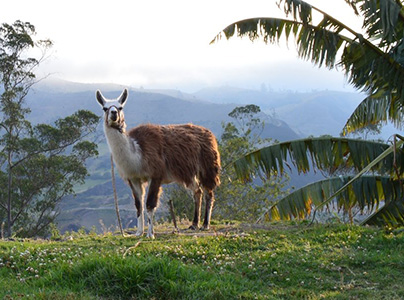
[96,89,221,238]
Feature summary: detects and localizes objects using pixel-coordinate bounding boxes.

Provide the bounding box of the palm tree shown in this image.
[212,0,404,227]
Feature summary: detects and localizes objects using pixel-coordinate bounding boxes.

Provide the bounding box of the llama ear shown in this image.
[118,88,128,106]
[96,90,106,108]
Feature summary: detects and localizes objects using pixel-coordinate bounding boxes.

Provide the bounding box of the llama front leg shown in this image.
[202,190,215,230]
[145,178,162,239]
[128,180,145,236]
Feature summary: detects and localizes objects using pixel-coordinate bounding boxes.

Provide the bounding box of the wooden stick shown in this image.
[168,199,179,233]
[111,155,124,237]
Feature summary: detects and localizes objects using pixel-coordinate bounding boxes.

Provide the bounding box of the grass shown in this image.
[1,222,404,299]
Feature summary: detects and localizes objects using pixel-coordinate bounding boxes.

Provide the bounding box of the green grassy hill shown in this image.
[1,222,403,299]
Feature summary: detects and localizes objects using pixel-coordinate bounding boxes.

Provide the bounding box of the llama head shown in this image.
[96,89,128,131]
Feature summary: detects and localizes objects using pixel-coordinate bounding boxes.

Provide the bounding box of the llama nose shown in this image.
[110,110,118,121]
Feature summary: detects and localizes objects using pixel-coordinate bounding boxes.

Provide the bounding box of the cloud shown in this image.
[4,0,360,93]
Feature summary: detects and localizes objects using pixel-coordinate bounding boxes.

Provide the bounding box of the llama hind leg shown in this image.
[189,187,202,230]
[202,189,215,230]
[186,177,202,230]
[128,180,145,236]
[145,178,162,239]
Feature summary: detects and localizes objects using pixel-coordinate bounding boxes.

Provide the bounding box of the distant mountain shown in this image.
[30,81,300,140]
[274,91,364,136]
[194,86,364,136]
[35,78,127,94]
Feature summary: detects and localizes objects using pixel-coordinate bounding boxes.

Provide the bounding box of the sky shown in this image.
[1,0,362,93]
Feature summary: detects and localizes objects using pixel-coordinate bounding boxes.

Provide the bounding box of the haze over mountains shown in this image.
[31,79,302,141]
[27,79,373,232]
[194,86,365,136]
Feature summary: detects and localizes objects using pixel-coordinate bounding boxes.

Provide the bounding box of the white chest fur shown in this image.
[104,125,144,180]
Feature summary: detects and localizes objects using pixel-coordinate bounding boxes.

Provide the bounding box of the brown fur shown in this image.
[127,123,221,189]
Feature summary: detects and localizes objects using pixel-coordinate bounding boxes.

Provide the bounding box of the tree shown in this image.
[215,105,290,222]
[0,21,99,237]
[212,0,404,227]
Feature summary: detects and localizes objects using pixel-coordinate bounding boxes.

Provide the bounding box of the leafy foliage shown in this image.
[262,175,403,222]
[234,137,399,181]
[214,105,289,222]
[0,21,99,237]
[162,184,195,222]
[343,94,404,135]
[234,137,404,222]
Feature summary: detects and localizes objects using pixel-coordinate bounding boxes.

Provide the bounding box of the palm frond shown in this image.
[278,0,404,103]
[234,137,395,182]
[211,17,353,69]
[281,0,404,46]
[241,137,404,226]
[212,0,404,113]
[342,93,404,135]
[313,138,404,212]
[362,190,404,227]
[342,0,404,46]
[340,40,404,98]
[265,175,398,221]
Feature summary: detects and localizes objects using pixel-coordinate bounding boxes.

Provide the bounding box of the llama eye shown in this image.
[103,107,108,112]
[118,107,123,111]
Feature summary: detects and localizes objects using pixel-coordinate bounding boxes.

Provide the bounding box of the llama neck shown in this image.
[104,122,129,153]
[103,122,143,179]
[110,123,125,133]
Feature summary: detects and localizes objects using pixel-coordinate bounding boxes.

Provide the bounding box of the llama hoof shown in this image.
[200,226,209,231]
[146,226,155,239]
